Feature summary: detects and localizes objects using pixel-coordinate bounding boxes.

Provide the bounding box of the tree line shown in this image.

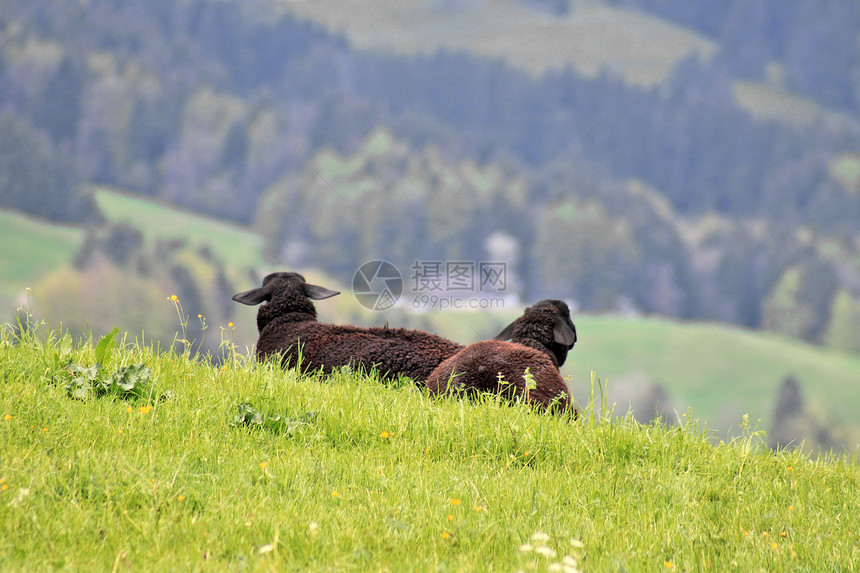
[1,0,859,350]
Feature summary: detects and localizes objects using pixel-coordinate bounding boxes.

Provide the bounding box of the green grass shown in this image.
[93,187,265,270]
[0,210,85,299]
[1,324,858,571]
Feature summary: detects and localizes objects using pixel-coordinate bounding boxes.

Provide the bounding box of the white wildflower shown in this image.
[535,546,558,558]
[531,531,550,544]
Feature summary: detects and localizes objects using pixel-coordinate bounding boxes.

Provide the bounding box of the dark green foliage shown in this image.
[3,0,860,346]
[229,402,317,436]
[0,112,95,223]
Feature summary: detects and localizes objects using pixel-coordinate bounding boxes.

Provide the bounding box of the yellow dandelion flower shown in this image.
[178,495,185,502]
[0,479,5,484]
[139,405,152,414]
[789,505,794,511]
[787,466,793,471]
[744,530,750,537]
[126,406,133,413]
[447,514,454,522]
[424,446,431,454]
[1,484,8,491]
[664,562,674,569]
[332,490,340,497]
[781,531,787,538]
[771,542,778,550]
[198,314,202,318]
[170,295,178,301]
[442,531,451,540]
[119,429,124,434]
[762,531,769,538]
[228,322,234,328]
[259,462,269,469]
[449,498,461,506]
[380,431,390,439]
[473,505,483,512]
[42,427,47,432]
[791,550,797,558]
[3,414,11,421]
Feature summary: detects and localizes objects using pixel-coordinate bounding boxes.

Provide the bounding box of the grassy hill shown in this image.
[280,0,717,87]
[569,316,860,433]
[1,327,858,571]
[93,188,266,271]
[0,209,85,301]
[279,0,859,131]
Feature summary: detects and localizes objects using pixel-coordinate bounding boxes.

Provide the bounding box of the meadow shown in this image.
[93,188,266,271]
[1,321,858,572]
[0,210,84,300]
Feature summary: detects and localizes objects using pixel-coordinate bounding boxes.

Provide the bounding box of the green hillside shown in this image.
[1,328,858,571]
[568,316,860,431]
[282,0,852,129]
[281,0,717,86]
[93,188,265,271]
[0,209,84,299]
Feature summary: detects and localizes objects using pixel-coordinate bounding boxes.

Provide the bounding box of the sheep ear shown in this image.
[304,283,340,300]
[232,286,272,306]
[552,316,577,347]
[493,321,516,341]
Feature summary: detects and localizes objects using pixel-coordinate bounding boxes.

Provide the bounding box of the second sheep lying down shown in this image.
[232,271,463,381]
[426,299,577,415]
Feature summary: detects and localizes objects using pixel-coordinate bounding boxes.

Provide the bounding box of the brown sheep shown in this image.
[426,299,577,415]
[232,272,463,381]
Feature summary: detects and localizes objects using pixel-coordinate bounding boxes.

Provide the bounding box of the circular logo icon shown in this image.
[352,260,403,311]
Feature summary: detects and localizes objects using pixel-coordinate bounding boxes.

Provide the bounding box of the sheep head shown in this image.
[493,299,577,367]
[231,272,340,332]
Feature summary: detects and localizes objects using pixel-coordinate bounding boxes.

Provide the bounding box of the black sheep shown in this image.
[232,272,463,381]
[426,299,577,415]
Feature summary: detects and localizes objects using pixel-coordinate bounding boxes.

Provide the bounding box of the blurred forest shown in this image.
[1,0,860,354]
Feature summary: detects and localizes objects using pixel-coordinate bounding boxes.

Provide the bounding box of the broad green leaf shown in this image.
[95,327,120,366]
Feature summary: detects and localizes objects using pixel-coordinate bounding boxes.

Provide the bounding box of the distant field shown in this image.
[278,0,859,129]
[278,0,717,86]
[0,209,84,300]
[569,316,860,432]
[93,188,266,271]
[733,82,860,130]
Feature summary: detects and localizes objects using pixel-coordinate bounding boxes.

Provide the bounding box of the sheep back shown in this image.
[426,340,573,413]
[258,319,463,381]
